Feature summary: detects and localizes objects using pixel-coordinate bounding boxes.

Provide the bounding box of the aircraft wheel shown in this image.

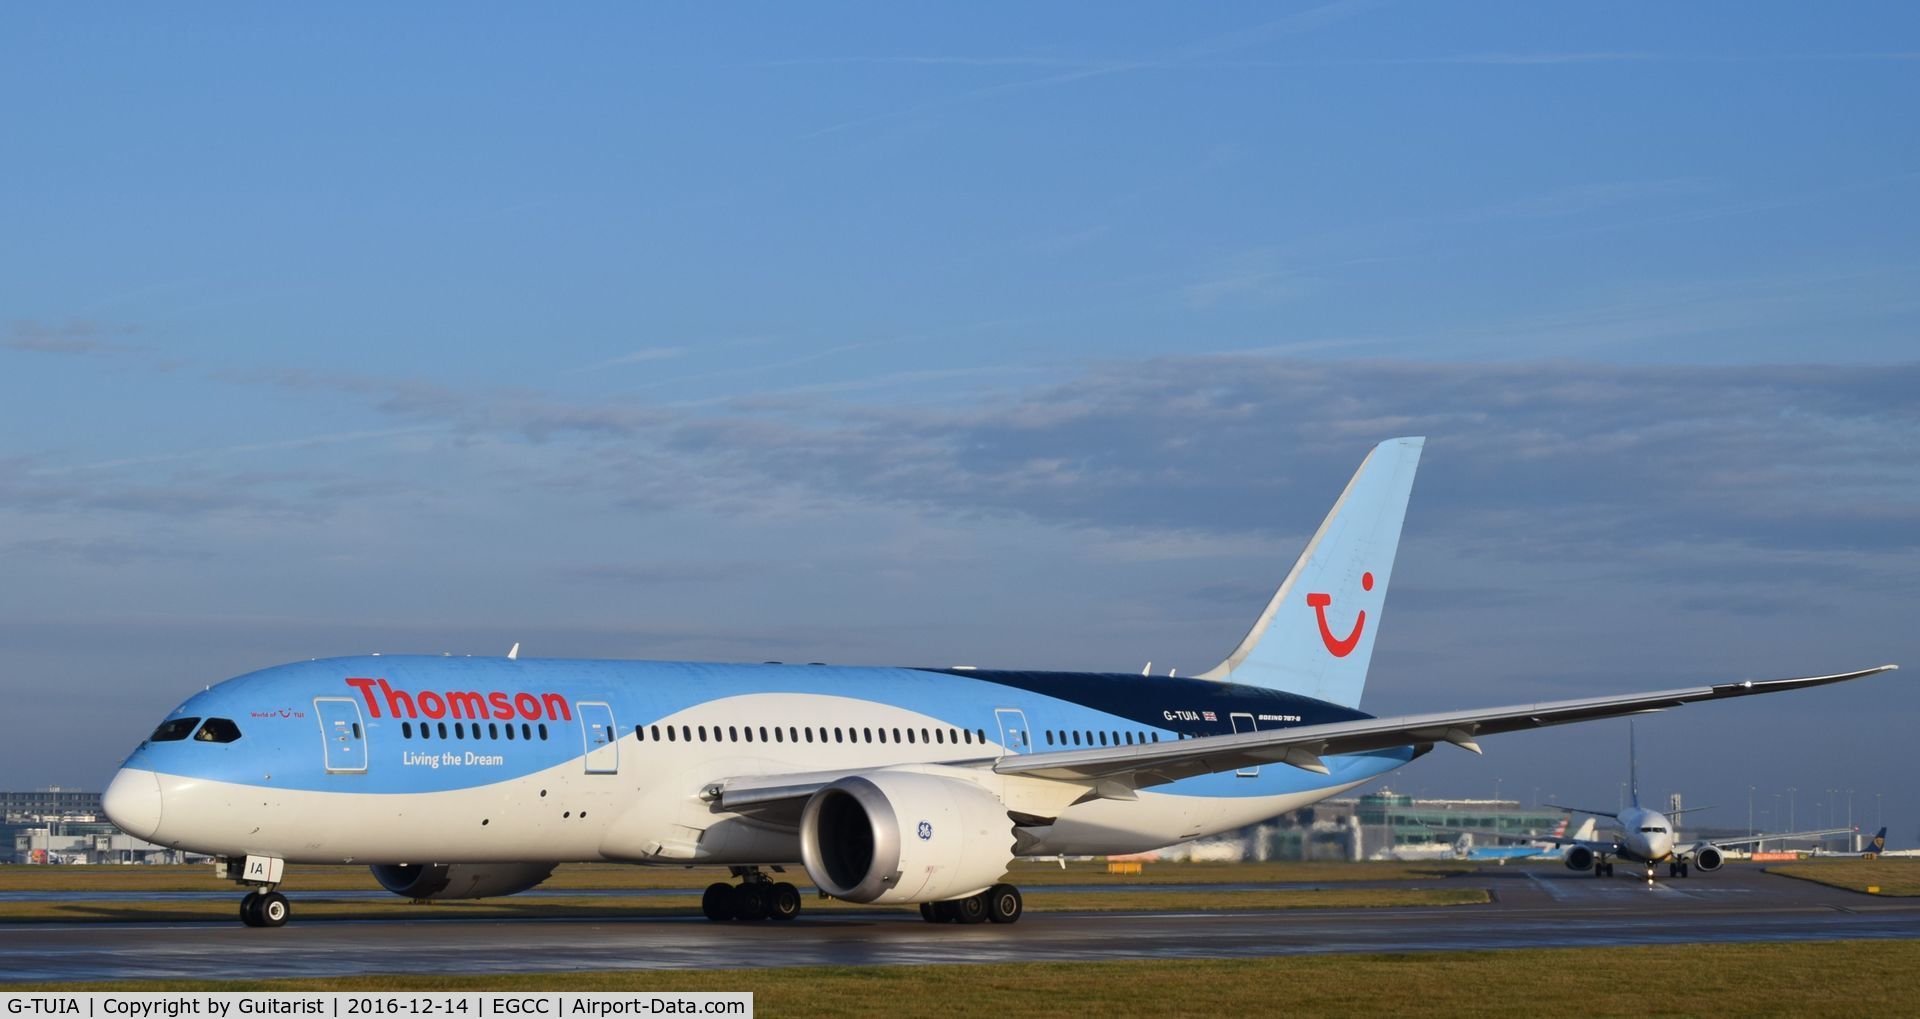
[239,891,262,927]
[953,893,989,925]
[731,883,768,921]
[986,884,1023,924]
[701,882,735,922]
[1680,862,1690,877]
[919,903,939,923]
[258,891,290,927]
[767,882,802,922]
[931,900,958,923]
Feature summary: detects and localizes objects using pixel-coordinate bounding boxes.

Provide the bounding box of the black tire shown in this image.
[701,882,735,922]
[931,900,958,923]
[986,884,1023,924]
[239,892,262,927]
[919,903,939,923]
[767,883,802,922]
[1680,862,1690,877]
[258,891,289,928]
[732,883,768,921]
[953,893,989,925]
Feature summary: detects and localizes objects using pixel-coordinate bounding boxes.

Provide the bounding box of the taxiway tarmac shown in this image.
[4,865,1917,983]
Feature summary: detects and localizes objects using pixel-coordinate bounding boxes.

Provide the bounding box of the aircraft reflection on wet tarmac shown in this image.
[3,865,1915,984]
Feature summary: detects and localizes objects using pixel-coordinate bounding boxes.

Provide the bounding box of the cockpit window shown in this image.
[1639,826,1668,833]
[149,717,201,742]
[194,718,243,743]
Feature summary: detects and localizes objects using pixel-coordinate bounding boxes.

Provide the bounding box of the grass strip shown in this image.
[9,940,1920,1016]
[1766,859,1920,896]
[0,859,1475,894]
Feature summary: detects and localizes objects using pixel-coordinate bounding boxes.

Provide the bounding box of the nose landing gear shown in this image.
[240,890,289,928]
[219,855,290,928]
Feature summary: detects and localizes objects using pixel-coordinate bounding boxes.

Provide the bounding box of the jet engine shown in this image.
[1563,846,1595,872]
[799,769,1015,904]
[1693,846,1724,872]
[370,862,557,900]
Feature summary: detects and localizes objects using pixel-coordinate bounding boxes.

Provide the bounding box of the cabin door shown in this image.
[578,701,619,774]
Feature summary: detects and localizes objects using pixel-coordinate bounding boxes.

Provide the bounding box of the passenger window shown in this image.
[863,727,872,743]
[934,729,944,744]
[434,722,446,739]
[539,723,548,740]
[1099,732,1108,746]
[977,728,987,743]
[729,726,738,742]
[774,727,784,743]
[652,725,662,741]
[489,723,499,739]
[834,727,844,743]
[504,724,515,741]
[1072,731,1082,746]
[789,726,798,743]
[635,725,645,742]
[402,722,414,738]
[193,718,243,743]
[949,728,959,744]
[681,725,691,741]
[921,728,931,744]
[522,723,531,740]
[759,726,769,742]
[699,726,708,742]
[455,723,465,739]
[906,728,916,744]
[149,717,201,742]
[666,725,676,742]
[1151,733,1160,742]
[804,727,814,743]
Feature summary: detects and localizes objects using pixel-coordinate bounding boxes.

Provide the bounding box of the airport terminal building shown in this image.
[3,788,202,865]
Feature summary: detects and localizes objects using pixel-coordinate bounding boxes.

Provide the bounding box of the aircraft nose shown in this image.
[102,768,164,840]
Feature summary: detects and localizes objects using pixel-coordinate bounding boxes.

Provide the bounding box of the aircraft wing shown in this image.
[993,665,1897,787]
[1680,826,1856,853]
[713,664,1895,815]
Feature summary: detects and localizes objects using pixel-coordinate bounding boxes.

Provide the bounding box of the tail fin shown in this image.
[1194,437,1424,708]
[1869,827,1888,853]
[1628,721,1641,809]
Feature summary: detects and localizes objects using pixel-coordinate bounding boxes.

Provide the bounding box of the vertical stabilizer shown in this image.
[1629,722,1641,810]
[1194,437,1424,709]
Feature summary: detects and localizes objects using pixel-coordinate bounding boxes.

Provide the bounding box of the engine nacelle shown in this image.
[800,769,1014,904]
[1564,846,1595,872]
[1694,846,1724,872]
[370,862,556,900]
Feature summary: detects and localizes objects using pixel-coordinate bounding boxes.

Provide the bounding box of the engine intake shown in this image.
[1563,846,1595,872]
[370,862,556,900]
[800,769,1014,904]
[1694,846,1724,872]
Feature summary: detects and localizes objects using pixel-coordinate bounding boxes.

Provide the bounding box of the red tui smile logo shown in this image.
[1306,571,1372,658]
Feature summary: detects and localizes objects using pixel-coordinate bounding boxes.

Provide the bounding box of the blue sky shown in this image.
[3,3,1916,839]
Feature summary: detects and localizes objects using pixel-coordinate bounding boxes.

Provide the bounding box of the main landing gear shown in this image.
[918,884,1023,925]
[702,867,802,922]
[1594,860,1615,877]
[1668,861,1690,878]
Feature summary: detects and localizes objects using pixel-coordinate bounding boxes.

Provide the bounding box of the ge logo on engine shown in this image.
[917,820,933,841]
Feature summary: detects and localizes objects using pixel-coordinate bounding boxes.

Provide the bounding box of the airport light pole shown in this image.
[1748,785,1755,838]
[1789,787,1796,831]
